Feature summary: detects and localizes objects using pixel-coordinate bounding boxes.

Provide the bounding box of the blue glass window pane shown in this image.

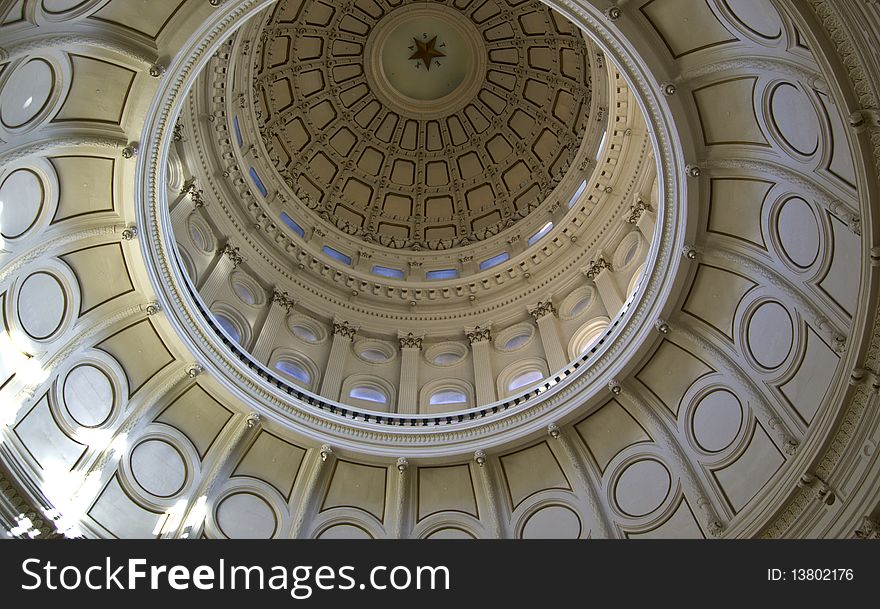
[528,221,553,246]
[426,269,459,280]
[322,246,352,265]
[568,180,587,208]
[249,167,268,197]
[372,265,405,279]
[479,252,510,271]
[233,116,243,148]
[349,387,387,403]
[280,212,305,237]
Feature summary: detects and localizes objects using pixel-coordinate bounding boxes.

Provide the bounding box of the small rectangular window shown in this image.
[426,269,459,280]
[597,129,607,159]
[568,180,587,208]
[280,212,305,238]
[372,265,405,279]
[233,116,243,148]
[479,252,510,271]
[249,167,268,197]
[528,221,554,246]
[322,245,352,266]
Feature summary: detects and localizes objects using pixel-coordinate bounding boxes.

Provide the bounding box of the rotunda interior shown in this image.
[0,0,878,540]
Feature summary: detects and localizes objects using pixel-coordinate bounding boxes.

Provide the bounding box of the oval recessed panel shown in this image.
[723,0,783,39]
[777,197,820,268]
[1,59,54,129]
[318,524,373,539]
[130,440,187,498]
[615,459,670,518]
[17,272,66,339]
[747,302,793,369]
[0,169,44,239]
[216,493,276,539]
[521,505,582,539]
[692,390,744,453]
[771,83,819,156]
[63,364,114,427]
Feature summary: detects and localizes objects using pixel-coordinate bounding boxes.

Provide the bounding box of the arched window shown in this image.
[508,370,544,392]
[269,350,319,391]
[341,376,395,412]
[274,360,310,385]
[569,317,611,360]
[430,390,468,406]
[497,359,550,399]
[627,263,646,298]
[211,306,250,346]
[216,315,240,343]
[349,386,387,403]
[420,379,475,413]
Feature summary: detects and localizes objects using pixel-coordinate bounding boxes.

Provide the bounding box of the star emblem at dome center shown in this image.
[409,35,446,70]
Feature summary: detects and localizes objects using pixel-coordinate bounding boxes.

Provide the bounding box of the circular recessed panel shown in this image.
[17,272,66,339]
[722,0,783,39]
[614,459,671,518]
[63,364,114,427]
[0,169,45,239]
[1,59,55,129]
[425,527,474,539]
[216,493,277,539]
[317,524,373,539]
[380,16,470,100]
[777,197,820,268]
[367,4,484,113]
[521,505,582,539]
[746,301,793,370]
[130,440,187,498]
[770,83,819,156]
[692,390,743,453]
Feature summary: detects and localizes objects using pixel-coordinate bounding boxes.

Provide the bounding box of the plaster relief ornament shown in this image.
[409,35,446,70]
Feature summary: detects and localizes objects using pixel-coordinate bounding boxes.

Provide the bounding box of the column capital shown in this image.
[582,255,611,280]
[398,331,424,350]
[626,197,650,224]
[528,299,556,321]
[332,318,359,340]
[220,243,244,267]
[465,325,492,344]
[272,288,295,311]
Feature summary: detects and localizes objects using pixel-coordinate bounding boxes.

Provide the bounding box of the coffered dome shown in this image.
[245,0,602,249]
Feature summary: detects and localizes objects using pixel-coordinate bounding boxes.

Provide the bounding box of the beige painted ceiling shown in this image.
[0,0,879,542]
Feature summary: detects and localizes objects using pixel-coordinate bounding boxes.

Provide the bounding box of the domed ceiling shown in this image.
[251,0,598,249]
[2,0,880,543]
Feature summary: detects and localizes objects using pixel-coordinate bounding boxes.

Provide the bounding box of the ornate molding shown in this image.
[627,198,649,224]
[583,256,611,280]
[220,243,244,267]
[398,331,423,350]
[466,326,492,344]
[528,300,557,321]
[272,288,295,311]
[332,319,358,340]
